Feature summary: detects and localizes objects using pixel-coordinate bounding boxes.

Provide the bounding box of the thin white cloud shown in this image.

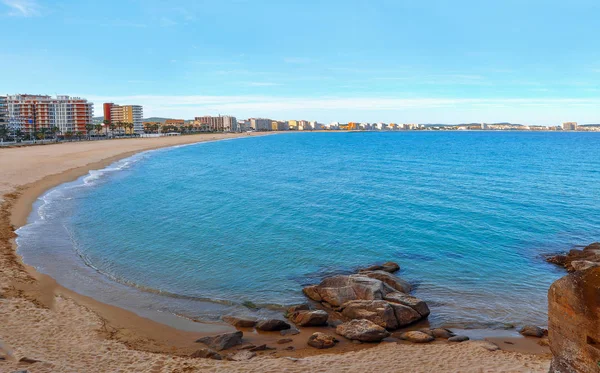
[2,0,41,16]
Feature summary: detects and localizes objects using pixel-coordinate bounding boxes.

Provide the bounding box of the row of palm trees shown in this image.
[0,120,137,143]
[143,123,207,134]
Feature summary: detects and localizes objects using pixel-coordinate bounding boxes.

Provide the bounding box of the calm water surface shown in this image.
[17,132,600,328]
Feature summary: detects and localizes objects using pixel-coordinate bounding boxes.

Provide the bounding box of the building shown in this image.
[164,119,185,127]
[287,120,298,130]
[194,115,237,132]
[7,94,93,134]
[0,96,7,128]
[250,118,273,131]
[104,103,144,134]
[562,122,578,131]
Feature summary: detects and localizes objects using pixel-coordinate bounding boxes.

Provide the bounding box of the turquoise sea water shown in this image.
[16,132,600,328]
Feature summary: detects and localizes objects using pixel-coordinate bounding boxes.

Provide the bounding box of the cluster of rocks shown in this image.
[545,242,600,272]
[191,261,438,359]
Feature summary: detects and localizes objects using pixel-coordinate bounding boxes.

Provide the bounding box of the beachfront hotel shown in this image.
[3,94,94,134]
[103,103,144,134]
[562,122,578,131]
[194,115,238,132]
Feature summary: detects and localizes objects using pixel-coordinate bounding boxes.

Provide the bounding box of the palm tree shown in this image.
[127,122,134,136]
[102,119,111,136]
[65,131,73,141]
[94,124,102,137]
[85,123,94,140]
[51,126,59,141]
[109,123,116,137]
[76,131,84,140]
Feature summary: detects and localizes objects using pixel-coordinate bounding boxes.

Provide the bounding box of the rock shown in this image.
[277,338,293,344]
[384,292,430,317]
[448,335,469,342]
[227,350,256,361]
[222,316,257,328]
[307,332,338,349]
[537,338,550,347]
[190,348,222,360]
[328,319,343,327]
[478,341,500,351]
[287,304,310,315]
[388,302,422,327]
[284,346,295,351]
[249,344,273,352]
[340,300,398,329]
[256,319,291,331]
[238,344,256,350]
[421,328,455,339]
[398,331,435,343]
[546,243,600,272]
[195,331,243,351]
[571,260,600,271]
[18,357,41,364]
[518,325,545,338]
[359,271,412,293]
[548,267,600,373]
[302,285,322,302]
[290,310,329,327]
[335,319,390,342]
[280,328,300,336]
[360,262,400,273]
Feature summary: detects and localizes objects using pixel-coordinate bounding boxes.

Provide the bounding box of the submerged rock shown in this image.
[289,310,329,327]
[360,262,400,273]
[335,319,390,342]
[307,332,338,349]
[195,331,243,351]
[287,304,310,315]
[222,316,257,328]
[256,319,291,331]
[399,331,434,343]
[545,242,600,272]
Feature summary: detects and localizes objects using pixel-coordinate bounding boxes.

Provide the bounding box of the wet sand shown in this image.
[0,134,551,372]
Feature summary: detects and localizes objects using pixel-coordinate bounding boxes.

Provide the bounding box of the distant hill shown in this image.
[93,116,179,123]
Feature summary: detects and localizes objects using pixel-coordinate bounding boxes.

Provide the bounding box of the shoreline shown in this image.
[0,133,552,372]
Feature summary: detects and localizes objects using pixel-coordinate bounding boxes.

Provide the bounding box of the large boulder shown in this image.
[548,267,600,373]
[256,319,291,331]
[359,271,412,293]
[222,316,257,328]
[289,310,329,327]
[303,275,388,307]
[307,332,338,349]
[195,331,243,351]
[335,319,390,342]
[340,300,398,329]
[384,292,430,318]
[388,302,422,327]
[519,325,545,338]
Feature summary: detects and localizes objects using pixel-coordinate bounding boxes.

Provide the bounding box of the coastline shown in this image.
[0,133,552,372]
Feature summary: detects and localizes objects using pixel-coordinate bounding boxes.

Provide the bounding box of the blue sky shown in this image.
[1,0,599,124]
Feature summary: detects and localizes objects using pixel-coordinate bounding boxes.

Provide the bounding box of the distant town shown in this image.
[1,94,599,143]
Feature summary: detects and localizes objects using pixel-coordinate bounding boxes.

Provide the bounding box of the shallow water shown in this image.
[17,132,600,327]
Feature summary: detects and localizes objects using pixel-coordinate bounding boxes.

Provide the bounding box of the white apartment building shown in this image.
[250,118,273,131]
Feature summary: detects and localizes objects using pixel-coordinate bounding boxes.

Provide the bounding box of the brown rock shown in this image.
[290,310,329,327]
[388,302,422,327]
[190,348,222,360]
[448,335,469,342]
[360,262,400,273]
[548,267,600,373]
[280,328,300,336]
[277,338,293,344]
[546,242,600,272]
[227,350,256,361]
[384,292,430,317]
[256,319,291,331]
[222,316,257,328]
[307,332,338,349]
[359,271,412,293]
[421,328,455,339]
[302,285,322,302]
[195,331,243,351]
[335,319,391,342]
[519,325,545,338]
[287,304,310,315]
[340,300,398,329]
[399,331,434,343]
[303,275,388,307]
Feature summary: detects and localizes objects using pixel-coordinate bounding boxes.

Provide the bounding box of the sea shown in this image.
[16,131,600,329]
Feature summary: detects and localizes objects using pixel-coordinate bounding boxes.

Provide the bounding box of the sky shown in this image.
[1,0,599,124]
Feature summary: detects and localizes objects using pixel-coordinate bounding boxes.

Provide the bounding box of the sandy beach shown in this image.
[0,134,551,372]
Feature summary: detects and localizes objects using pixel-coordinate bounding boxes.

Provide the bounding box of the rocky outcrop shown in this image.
[301,264,429,331]
[289,310,329,327]
[548,266,600,373]
[448,335,469,342]
[421,328,455,339]
[360,262,400,273]
[335,319,390,342]
[307,332,338,349]
[546,242,600,272]
[222,316,257,328]
[195,331,243,351]
[256,319,291,331]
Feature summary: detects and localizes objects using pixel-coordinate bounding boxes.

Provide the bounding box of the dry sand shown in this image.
[0,134,551,372]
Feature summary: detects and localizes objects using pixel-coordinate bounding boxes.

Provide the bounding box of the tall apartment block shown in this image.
[6,94,93,134]
[104,103,144,133]
[194,115,237,132]
[562,122,578,131]
[0,96,7,128]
